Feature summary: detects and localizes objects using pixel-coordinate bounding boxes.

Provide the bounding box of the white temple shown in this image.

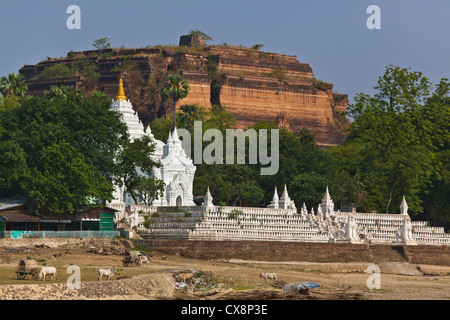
[108,76,196,207]
[108,77,450,247]
[152,127,196,206]
[127,186,450,246]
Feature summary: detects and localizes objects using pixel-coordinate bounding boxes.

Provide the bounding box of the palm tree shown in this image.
[0,73,28,97]
[178,104,203,132]
[161,72,190,129]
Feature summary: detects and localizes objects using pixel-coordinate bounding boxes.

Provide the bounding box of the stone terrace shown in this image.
[128,190,450,247]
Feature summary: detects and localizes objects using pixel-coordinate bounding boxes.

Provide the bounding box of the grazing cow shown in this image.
[139,255,151,265]
[37,267,57,281]
[98,267,117,281]
[259,272,277,283]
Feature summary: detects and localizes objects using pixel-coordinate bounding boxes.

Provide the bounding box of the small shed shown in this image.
[72,206,118,231]
[0,205,73,232]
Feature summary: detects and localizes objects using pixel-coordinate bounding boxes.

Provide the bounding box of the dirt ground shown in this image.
[0,242,449,300]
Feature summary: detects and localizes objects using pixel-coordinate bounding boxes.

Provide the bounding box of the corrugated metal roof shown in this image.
[1,205,71,222]
[0,204,115,223]
[0,206,40,222]
[0,198,27,211]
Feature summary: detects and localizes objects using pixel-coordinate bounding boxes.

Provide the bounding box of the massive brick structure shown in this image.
[19,43,349,146]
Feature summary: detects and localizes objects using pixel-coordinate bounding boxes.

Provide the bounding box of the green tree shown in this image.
[129,176,165,206]
[203,104,237,132]
[38,63,74,79]
[289,172,327,210]
[0,140,28,191]
[92,37,111,50]
[251,44,264,50]
[161,72,190,129]
[177,104,204,132]
[0,73,28,97]
[24,141,113,214]
[0,86,130,212]
[115,135,163,205]
[149,115,174,143]
[188,29,213,43]
[340,65,444,214]
[195,164,261,206]
[237,180,265,207]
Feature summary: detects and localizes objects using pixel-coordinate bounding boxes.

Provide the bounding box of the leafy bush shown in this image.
[38,63,74,79]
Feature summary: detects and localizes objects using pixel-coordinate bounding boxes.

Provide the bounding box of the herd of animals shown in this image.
[14,252,321,294]
[15,250,153,282]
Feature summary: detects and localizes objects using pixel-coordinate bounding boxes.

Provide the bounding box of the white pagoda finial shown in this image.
[204,186,214,208]
[320,185,334,218]
[172,126,179,141]
[279,184,296,209]
[282,184,288,198]
[400,196,408,215]
[267,186,279,209]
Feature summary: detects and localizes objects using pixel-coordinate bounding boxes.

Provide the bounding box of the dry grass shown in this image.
[1,245,449,300]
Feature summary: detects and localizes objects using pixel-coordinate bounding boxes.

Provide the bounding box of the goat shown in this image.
[98,267,117,281]
[37,266,57,281]
[259,272,277,283]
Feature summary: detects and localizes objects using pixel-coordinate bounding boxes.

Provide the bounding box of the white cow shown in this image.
[259,272,277,283]
[139,255,151,265]
[98,267,117,281]
[37,266,57,281]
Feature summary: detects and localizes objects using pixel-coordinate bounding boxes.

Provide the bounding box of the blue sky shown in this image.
[0,0,448,102]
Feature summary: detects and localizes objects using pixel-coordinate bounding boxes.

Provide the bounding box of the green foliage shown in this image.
[128,176,165,206]
[0,95,21,109]
[228,209,244,219]
[177,104,205,132]
[114,135,164,205]
[0,73,28,97]
[38,63,74,79]
[150,115,173,142]
[336,66,449,216]
[92,37,111,50]
[161,72,191,128]
[0,86,129,213]
[0,140,28,189]
[251,44,264,51]
[313,80,332,91]
[188,29,213,42]
[24,141,113,214]
[289,172,327,210]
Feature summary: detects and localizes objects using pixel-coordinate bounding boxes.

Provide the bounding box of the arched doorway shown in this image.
[176,195,183,206]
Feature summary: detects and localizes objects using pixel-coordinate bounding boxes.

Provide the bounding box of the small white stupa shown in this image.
[279,184,296,209]
[267,186,280,209]
[203,186,214,208]
[320,186,335,218]
[399,196,409,215]
[268,185,296,209]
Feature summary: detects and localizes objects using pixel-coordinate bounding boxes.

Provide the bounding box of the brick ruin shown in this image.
[19,41,349,147]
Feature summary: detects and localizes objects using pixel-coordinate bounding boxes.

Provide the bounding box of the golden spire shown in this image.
[116,74,127,101]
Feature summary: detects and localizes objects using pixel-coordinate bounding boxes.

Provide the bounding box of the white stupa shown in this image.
[268,185,296,209]
[109,75,195,206]
[320,186,334,218]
